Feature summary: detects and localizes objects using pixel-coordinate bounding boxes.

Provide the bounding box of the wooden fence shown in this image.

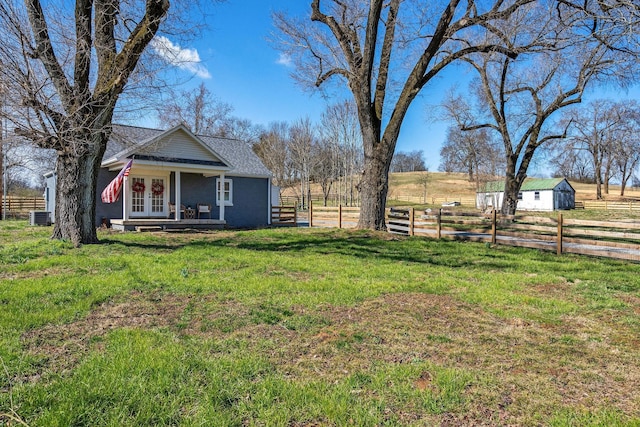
[271,205,298,227]
[0,196,46,218]
[309,204,359,229]
[309,205,640,262]
[580,200,640,211]
[388,194,477,206]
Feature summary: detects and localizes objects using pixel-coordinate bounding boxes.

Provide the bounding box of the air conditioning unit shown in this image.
[30,211,51,226]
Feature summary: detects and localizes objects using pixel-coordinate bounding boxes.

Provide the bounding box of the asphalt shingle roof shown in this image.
[106,124,272,178]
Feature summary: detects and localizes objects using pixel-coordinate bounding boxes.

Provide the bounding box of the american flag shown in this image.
[101,159,133,203]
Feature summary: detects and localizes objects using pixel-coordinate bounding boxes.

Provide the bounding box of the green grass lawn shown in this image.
[1,221,639,426]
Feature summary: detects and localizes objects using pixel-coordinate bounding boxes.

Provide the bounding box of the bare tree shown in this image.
[560,100,640,198]
[254,121,291,189]
[217,117,262,144]
[547,145,594,182]
[439,122,503,184]
[274,0,536,229]
[157,82,233,135]
[312,140,339,206]
[0,0,175,245]
[390,151,427,173]
[416,168,430,204]
[453,0,637,214]
[318,100,362,206]
[289,118,318,210]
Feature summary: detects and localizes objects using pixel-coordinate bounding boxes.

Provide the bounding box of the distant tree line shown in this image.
[390,150,427,173]
[439,98,640,200]
[546,100,640,198]
[157,87,364,208]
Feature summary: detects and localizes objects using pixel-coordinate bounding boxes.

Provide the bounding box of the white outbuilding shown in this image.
[477,178,576,211]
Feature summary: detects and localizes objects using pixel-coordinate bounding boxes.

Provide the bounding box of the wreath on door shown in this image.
[151,181,164,196]
[132,181,146,193]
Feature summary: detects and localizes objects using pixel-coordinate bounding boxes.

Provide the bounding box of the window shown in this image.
[517,192,523,201]
[534,191,540,200]
[216,178,233,206]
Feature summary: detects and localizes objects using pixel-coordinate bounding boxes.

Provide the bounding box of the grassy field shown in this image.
[1,221,639,426]
[388,172,640,202]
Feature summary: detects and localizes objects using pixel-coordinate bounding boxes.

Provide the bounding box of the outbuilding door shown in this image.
[129,176,167,217]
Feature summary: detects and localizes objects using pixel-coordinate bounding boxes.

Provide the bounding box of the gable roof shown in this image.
[104,124,272,178]
[478,178,574,193]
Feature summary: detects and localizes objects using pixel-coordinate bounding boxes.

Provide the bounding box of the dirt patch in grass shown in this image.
[21,291,197,379]
[21,290,640,425]
[221,293,639,424]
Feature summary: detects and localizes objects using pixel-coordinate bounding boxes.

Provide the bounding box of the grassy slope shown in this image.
[389,171,640,202]
[0,222,639,426]
[283,171,640,203]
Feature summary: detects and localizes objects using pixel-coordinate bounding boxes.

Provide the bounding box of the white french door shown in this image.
[129,176,167,218]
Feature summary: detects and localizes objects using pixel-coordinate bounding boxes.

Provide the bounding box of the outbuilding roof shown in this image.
[478,178,574,193]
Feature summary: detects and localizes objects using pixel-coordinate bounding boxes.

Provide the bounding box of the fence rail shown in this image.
[271,205,298,227]
[0,196,46,218]
[309,204,640,262]
[387,194,476,206]
[580,200,640,211]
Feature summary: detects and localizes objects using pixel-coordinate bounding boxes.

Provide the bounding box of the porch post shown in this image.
[123,174,129,220]
[175,170,181,221]
[267,177,272,225]
[219,173,225,222]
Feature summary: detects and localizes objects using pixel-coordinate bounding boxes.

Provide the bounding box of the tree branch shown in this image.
[24,0,74,109]
[95,0,169,103]
[74,0,92,103]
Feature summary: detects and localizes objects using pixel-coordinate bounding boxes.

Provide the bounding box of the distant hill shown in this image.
[389,172,640,203]
[280,171,640,206]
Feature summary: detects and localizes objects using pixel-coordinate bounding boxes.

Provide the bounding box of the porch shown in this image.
[110,218,225,232]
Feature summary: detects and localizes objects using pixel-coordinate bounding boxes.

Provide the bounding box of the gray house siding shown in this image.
[96,169,124,225]
[174,174,270,227]
[174,172,216,209]
[95,170,269,227]
[225,177,270,228]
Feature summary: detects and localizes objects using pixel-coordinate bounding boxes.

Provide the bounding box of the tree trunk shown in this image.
[358,155,391,229]
[357,127,395,229]
[500,155,525,216]
[52,127,108,247]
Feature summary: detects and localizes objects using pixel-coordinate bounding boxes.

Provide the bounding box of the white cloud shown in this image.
[276,53,293,67]
[151,36,211,79]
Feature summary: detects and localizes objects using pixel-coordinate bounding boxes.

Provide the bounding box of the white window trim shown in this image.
[216,178,233,206]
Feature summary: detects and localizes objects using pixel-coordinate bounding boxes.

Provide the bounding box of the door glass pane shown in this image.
[151,178,165,213]
[132,177,145,213]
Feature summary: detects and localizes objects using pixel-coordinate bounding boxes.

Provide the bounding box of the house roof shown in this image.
[478,178,574,193]
[105,124,272,178]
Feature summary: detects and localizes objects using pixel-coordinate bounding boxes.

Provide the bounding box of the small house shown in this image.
[476,178,575,211]
[44,124,275,230]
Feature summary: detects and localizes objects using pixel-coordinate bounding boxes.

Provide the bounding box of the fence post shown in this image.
[557,212,563,256]
[309,201,313,228]
[338,205,343,229]
[491,209,497,245]
[409,207,414,236]
[437,208,442,239]
[294,205,298,227]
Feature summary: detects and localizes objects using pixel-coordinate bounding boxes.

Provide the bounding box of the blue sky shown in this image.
[148,0,452,170]
[150,0,639,173]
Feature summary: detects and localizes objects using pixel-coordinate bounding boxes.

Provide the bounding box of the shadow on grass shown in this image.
[98,238,188,252]
[99,228,592,273]
[182,230,543,271]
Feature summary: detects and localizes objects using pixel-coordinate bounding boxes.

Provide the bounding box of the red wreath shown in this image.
[151,181,164,195]
[132,181,146,193]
